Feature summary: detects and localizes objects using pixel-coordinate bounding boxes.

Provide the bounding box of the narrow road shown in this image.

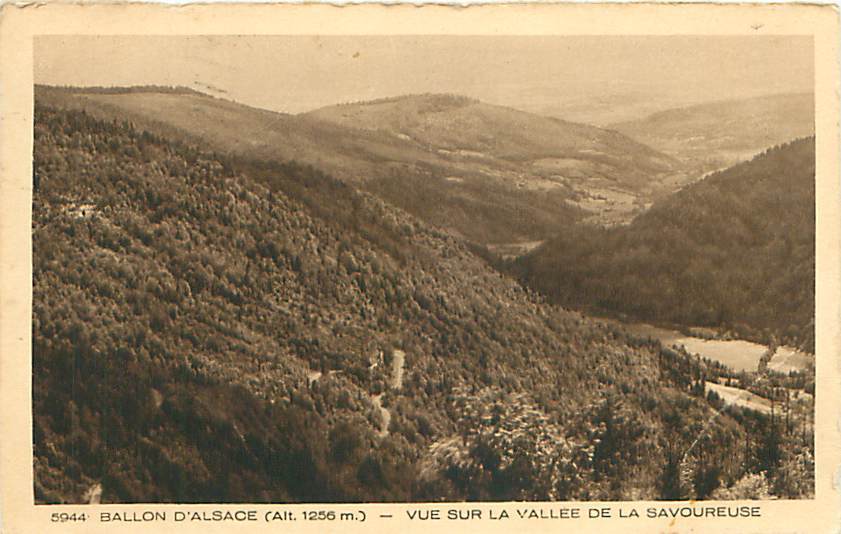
[391,350,406,389]
[307,349,406,438]
[373,349,406,437]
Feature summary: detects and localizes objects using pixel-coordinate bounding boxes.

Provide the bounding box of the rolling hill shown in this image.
[306,93,674,181]
[610,93,814,176]
[514,137,815,349]
[34,101,798,504]
[35,86,679,244]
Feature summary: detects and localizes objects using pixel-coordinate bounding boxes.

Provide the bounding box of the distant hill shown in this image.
[531,91,693,128]
[306,93,675,180]
[34,102,791,503]
[35,86,678,244]
[610,93,814,176]
[515,138,815,349]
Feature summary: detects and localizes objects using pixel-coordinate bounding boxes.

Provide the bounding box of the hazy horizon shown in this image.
[35,35,813,124]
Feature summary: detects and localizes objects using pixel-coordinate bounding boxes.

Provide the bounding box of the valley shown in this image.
[31,81,815,505]
[35,86,681,245]
[515,137,815,351]
[37,87,814,254]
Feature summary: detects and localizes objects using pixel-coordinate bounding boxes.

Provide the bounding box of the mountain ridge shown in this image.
[609,92,814,175]
[35,84,684,241]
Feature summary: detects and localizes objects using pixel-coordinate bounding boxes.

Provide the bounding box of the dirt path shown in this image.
[391,350,405,389]
[371,394,391,438]
[373,349,406,437]
[307,369,322,385]
[306,349,406,438]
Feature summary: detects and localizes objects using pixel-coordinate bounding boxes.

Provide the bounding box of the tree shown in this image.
[693,463,722,499]
[711,472,773,500]
[757,422,783,476]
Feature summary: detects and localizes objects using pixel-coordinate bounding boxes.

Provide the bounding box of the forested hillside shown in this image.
[32,106,811,504]
[34,86,679,242]
[515,138,815,349]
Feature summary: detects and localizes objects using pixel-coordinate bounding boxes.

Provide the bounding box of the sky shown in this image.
[34,35,813,125]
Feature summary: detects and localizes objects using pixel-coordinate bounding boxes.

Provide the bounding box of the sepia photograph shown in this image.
[26,33,820,506]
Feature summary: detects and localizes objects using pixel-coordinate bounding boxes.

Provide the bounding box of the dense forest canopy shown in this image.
[514,138,815,350]
[32,104,812,504]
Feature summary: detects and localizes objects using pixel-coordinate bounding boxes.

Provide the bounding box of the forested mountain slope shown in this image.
[515,138,815,349]
[32,104,792,503]
[35,86,677,243]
